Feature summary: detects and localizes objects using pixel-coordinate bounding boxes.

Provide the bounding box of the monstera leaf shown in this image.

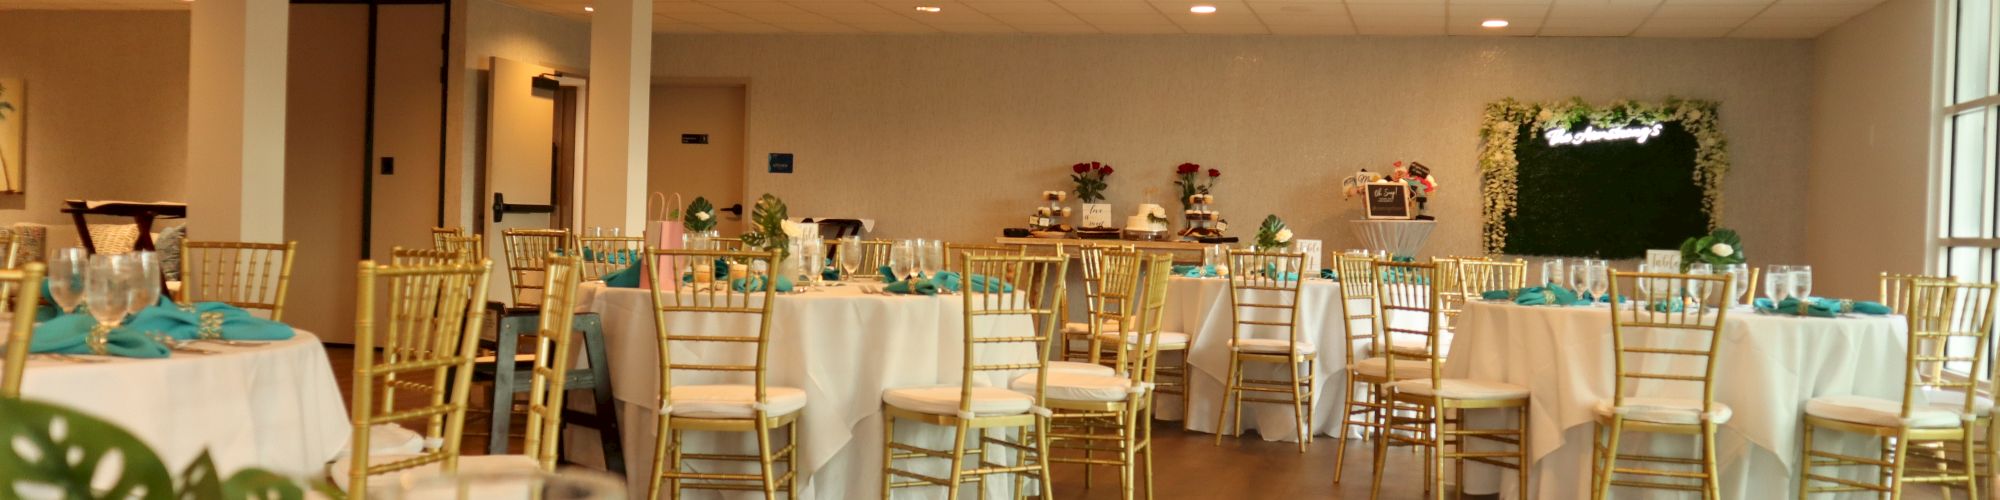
[682,196,717,232]
[738,194,791,259]
[0,398,309,500]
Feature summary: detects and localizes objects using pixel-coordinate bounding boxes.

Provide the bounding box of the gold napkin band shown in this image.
[1538,289,1554,305]
[87,324,113,356]
[198,312,224,340]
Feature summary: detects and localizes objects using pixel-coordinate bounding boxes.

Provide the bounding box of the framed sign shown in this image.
[1365,183,1415,220]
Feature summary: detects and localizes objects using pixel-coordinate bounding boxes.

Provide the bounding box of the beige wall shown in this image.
[1805,0,1937,299]
[444,0,590,233]
[284,6,369,343]
[651,35,1817,263]
[0,11,189,229]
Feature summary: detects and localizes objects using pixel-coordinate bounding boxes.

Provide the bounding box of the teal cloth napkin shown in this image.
[1259,263,1300,281]
[1753,297,1892,317]
[822,258,840,281]
[1479,284,1585,306]
[730,275,795,293]
[31,314,171,358]
[604,262,642,288]
[932,271,1013,293]
[885,277,943,295]
[130,302,294,342]
[1173,265,1218,278]
[1320,269,1338,281]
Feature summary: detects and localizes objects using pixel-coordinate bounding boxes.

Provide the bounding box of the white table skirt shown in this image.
[8,331,352,478]
[1155,276,1354,442]
[571,283,1038,499]
[1445,301,1910,499]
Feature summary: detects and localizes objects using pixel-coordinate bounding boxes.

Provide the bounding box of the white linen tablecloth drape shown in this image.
[568,284,1039,499]
[8,331,351,478]
[1446,301,1909,499]
[1155,276,1355,442]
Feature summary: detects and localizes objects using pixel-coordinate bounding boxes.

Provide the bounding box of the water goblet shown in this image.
[126,251,162,313]
[84,254,135,330]
[1791,265,1814,301]
[839,236,863,281]
[1722,264,1751,307]
[47,247,87,315]
[890,241,917,285]
[1764,265,1792,304]
[918,240,944,280]
[1542,258,1565,288]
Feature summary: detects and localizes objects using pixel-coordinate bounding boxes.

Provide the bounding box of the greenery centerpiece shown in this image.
[1253,214,1292,251]
[738,193,796,261]
[682,196,718,234]
[0,397,327,499]
[1678,228,1745,271]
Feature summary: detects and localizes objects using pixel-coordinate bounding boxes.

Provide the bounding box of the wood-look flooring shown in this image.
[326,345,1474,499]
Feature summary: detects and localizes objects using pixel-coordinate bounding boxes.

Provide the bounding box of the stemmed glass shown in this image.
[1722,264,1751,307]
[802,239,825,291]
[1790,265,1814,301]
[1765,265,1793,304]
[1567,261,1591,302]
[1541,258,1564,288]
[838,236,863,281]
[889,240,917,286]
[47,247,87,315]
[84,254,135,330]
[918,240,944,281]
[1685,263,1713,306]
[126,251,162,313]
[1587,260,1609,303]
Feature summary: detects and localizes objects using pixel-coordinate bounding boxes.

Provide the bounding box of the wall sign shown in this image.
[769,153,793,174]
[1544,123,1664,147]
[1364,183,1415,220]
[681,134,708,144]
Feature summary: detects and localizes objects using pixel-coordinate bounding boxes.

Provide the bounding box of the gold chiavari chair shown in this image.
[644,249,804,499]
[437,233,484,262]
[337,258,493,498]
[1333,254,1431,486]
[855,239,893,276]
[514,254,584,470]
[178,240,297,321]
[0,230,20,270]
[1025,252,1172,499]
[1431,255,1487,332]
[1881,272,1949,315]
[501,229,571,308]
[1457,259,1527,297]
[1089,249,1193,425]
[1797,280,1994,500]
[881,254,1066,500]
[390,247,462,266]
[1590,270,1733,500]
[945,242,1026,270]
[709,237,747,252]
[1063,244,1113,363]
[1370,261,1531,500]
[1213,249,1316,451]
[577,235,646,281]
[431,227,463,250]
[0,263,47,398]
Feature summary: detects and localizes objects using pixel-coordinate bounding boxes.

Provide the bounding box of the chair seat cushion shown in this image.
[339,424,426,457]
[1095,331,1189,349]
[1388,379,1528,400]
[883,385,1034,417]
[1064,319,1120,334]
[1923,388,1996,416]
[1807,394,1966,429]
[1593,397,1734,425]
[1047,360,1116,377]
[669,384,808,419]
[1351,357,1431,380]
[1365,333,1451,358]
[331,453,538,492]
[1010,372,1138,402]
[1229,338,1317,355]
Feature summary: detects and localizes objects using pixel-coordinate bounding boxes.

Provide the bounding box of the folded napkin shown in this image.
[1754,297,1891,317]
[129,302,294,342]
[31,314,170,358]
[1479,284,1585,306]
[730,275,795,293]
[885,277,943,295]
[604,263,642,288]
[1320,269,1338,281]
[822,258,841,281]
[1173,265,1218,278]
[932,271,1014,293]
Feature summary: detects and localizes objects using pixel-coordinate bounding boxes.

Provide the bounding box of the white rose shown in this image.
[1275,228,1294,243]
[695,211,711,221]
[1688,109,1704,120]
[780,220,803,237]
[1708,243,1734,258]
[1536,109,1553,122]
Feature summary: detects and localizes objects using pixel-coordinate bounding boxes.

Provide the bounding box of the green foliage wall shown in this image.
[1501,123,1708,258]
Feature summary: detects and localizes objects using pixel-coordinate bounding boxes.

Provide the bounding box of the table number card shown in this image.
[1645,249,1680,272]
[1296,239,1323,272]
[1080,203,1113,229]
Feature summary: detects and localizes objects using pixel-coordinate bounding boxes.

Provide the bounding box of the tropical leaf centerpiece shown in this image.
[737,193,797,259]
[1253,214,1293,251]
[1678,228,1744,271]
[0,397,328,499]
[682,196,718,233]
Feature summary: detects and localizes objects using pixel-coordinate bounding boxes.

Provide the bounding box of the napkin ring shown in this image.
[1837,299,1855,313]
[1538,289,1554,305]
[87,324,113,355]
[198,312,224,340]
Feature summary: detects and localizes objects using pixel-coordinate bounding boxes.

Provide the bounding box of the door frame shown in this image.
[652,77,752,231]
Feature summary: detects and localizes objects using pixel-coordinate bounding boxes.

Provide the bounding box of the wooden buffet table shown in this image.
[996,236,1210,263]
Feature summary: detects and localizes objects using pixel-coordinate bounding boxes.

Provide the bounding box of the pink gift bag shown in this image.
[640,192,684,289]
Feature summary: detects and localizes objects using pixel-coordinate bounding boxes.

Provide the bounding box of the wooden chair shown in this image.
[643,249,803,499]
[0,263,47,398]
[435,233,484,262]
[881,254,1066,500]
[1213,249,1316,451]
[577,235,645,281]
[944,242,1025,270]
[1591,270,1734,499]
[430,227,463,250]
[1089,248,1192,426]
[500,229,571,308]
[177,240,296,321]
[1797,280,1994,500]
[336,257,492,498]
[1332,254,1428,486]
[1032,252,1172,499]
[1371,261,1530,500]
[709,237,747,252]
[855,239,893,275]
[1881,272,1949,315]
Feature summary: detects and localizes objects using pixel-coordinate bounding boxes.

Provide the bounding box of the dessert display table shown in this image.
[1348,219,1436,258]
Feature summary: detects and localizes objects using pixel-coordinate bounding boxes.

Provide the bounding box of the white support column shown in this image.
[185,0,288,242]
[584,0,652,232]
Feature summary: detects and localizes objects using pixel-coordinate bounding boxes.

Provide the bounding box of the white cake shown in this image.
[1125,204,1169,232]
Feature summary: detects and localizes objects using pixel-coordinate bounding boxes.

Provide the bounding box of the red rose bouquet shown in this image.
[1071,161,1112,203]
[1174,163,1220,209]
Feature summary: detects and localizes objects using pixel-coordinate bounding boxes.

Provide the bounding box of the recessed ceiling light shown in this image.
[583,6,593,11]
[1189,4,1218,14]
[1481,19,1509,28]
[914,6,942,12]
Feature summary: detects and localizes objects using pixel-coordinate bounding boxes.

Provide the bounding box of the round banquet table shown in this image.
[568,282,1039,499]
[6,331,352,478]
[1446,301,1910,499]
[1155,276,1356,441]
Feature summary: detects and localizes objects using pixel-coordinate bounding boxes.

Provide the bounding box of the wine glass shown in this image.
[802,239,825,291]
[84,254,134,329]
[1541,259,1564,288]
[126,251,162,313]
[1685,263,1713,305]
[1790,265,1814,301]
[1567,262,1590,300]
[918,240,944,280]
[47,247,87,315]
[1588,260,1610,303]
[1722,264,1751,307]
[1765,265,1792,304]
[838,236,863,281]
[889,240,917,284]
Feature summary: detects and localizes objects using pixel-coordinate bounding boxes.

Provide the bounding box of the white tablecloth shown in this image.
[571,283,1037,499]
[1446,301,1909,499]
[1155,276,1354,442]
[7,331,352,478]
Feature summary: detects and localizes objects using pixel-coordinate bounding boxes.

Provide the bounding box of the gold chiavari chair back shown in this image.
[521,254,583,470]
[1431,255,1487,329]
[709,237,747,252]
[576,235,646,282]
[0,230,20,270]
[1335,254,1380,361]
[431,227,463,250]
[1594,270,1732,498]
[1457,259,1526,298]
[855,239,893,275]
[1128,253,1174,386]
[0,263,47,398]
[390,247,463,266]
[640,248,799,498]
[944,242,1025,270]
[179,241,297,321]
[1373,261,1443,382]
[436,234,483,262]
[1091,250,1146,369]
[1881,272,1949,315]
[1215,249,1315,449]
[501,229,571,308]
[344,258,493,498]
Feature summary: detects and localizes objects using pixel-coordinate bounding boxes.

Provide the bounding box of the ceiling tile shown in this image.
[821,11,914,21]
[1347,0,1445,4]
[708,1,811,13]
[1058,1,1160,13]
[698,22,792,32]
[846,20,944,31]
[1651,3,1765,17]
[1759,2,1872,17]
[1245,0,1348,16]
[787,1,894,14]
[1261,13,1351,25]
[1639,16,1746,28]
[742,10,838,22]
[1448,18,1541,34]
[654,20,720,32]
[1629,24,1734,36]
[987,11,1089,23]
[1345,3,1445,17]
[1014,23,1106,31]
[1727,24,1827,37]
[1268,23,1359,34]
[1354,22,1447,35]
[772,22,866,31]
[1076,11,1175,23]
[1537,24,1638,35]
[1736,13,1842,27]
[960,0,1068,13]
[1095,23,1187,32]
[1541,15,1645,28]
[657,2,729,14]
[1451,4,1553,19]
[932,22,1022,31]
[1181,23,1271,33]
[1548,0,1659,17]
[666,10,760,22]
